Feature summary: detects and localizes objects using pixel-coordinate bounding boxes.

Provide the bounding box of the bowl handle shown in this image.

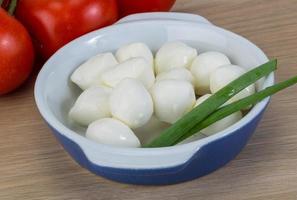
[116,12,212,25]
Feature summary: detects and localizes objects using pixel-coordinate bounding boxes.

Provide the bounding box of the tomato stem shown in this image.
[1,0,10,10]
[8,0,17,15]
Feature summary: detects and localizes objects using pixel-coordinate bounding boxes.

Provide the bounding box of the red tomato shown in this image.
[117,0,176,17]
[0,8,34,95]
[16,0,118,60]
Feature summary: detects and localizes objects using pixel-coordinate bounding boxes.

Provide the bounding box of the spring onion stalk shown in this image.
[176,75,297,143]
[145,59,277,147]
[8,0,17,15]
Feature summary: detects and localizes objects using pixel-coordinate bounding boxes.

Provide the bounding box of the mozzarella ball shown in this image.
[202,112,243,136]
[177,132,206,145]
[210,64,255,102]
[71,53,118,90]
[69,86,112,126]
[151,80,196,124]
[194,92,242,136]
[101,58,155,89]
[116,42,154,70]
[134,115,170,145]
[109,78,153,129]
[156,68,194,85]
[86,118,141,148]
[155,41,197,74]
[190,51,231,95]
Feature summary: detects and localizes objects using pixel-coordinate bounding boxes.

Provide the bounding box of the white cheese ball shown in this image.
[190,51,231,95]
[202,112,243,136]
[69,86,112,126]
[194,94,242,136]
[109,78,153,129]
[101,58,155,89]
[177,133,206,145]
[151,80,196,124]
[86,118,141,148]
[210,64,255,103]
[116,42,154,71]
[71,53,118,90]
[155,41,197,74]
[156,68,194,85]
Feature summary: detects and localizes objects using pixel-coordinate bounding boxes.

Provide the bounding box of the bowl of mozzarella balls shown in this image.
[35,12,273,185]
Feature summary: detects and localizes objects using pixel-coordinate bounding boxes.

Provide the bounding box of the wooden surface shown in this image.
[1,0,297,199]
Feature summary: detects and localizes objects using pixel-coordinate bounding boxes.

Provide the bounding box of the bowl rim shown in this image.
[34,19,274,166]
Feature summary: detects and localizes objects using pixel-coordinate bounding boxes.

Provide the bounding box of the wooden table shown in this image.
[1,0,297,199]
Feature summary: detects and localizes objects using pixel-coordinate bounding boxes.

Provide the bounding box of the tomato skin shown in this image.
[16,0,118,60]
[117,0,176,17]
[0,8,34,95]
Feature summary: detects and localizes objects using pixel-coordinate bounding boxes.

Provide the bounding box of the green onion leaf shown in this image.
[176,75,297,143]
[145,59,277,147]
[8,0,18,15]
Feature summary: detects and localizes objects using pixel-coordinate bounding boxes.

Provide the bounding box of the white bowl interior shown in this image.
[35,20,273,169]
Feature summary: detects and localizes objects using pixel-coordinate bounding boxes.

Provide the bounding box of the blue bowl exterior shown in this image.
[48,107,266,185]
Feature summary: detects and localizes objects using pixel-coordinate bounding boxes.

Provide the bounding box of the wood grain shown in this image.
[1,0,297,199]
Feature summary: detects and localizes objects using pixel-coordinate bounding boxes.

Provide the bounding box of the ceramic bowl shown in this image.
[34,12,274,185]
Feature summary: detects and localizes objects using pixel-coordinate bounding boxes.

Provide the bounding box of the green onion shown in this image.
[145,59,277,147]
[176,75,297,143]
[8,0,18,15]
